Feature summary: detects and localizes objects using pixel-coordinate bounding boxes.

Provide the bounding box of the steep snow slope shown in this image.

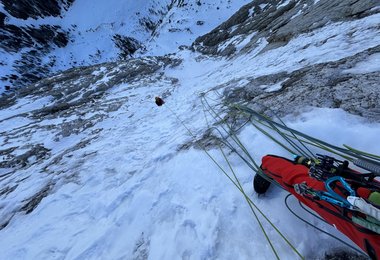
[53,0,252,68]
[1,0,380,259]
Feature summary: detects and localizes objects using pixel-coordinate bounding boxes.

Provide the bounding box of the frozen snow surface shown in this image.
[1,1,380,260]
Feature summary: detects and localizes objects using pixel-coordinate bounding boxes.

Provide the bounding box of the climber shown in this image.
[254,154,380,259]
[155,96,165,106]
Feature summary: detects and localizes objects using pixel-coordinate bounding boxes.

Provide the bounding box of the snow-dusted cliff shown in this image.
[0,0,251,92]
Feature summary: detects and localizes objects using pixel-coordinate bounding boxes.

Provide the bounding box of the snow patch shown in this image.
[91,67,107,76]
[259,4,268,10]
[259,79,288,92]
[343,53,380,74]
[278,0,291,9]
[291,10,303,20]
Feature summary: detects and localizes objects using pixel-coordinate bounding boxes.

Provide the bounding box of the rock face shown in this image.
[189,0,380,122]
[0,24,69,88]
[0,22,69,88]
[193,0,380,56]
[1,24,68,53]
[223,45,380,121]
[1,0,74,19]
[0,0,72,90]
[113,35,145,59]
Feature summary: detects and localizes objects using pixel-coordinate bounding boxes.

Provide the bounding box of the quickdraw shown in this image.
[294,154,380,225]
[294,180,354,209]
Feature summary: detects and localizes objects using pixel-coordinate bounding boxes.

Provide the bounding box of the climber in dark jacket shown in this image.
[255,154,380,259]
[155,96,165,106]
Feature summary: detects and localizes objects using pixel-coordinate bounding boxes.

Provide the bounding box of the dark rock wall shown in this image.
[113,34,145,59]
[0,0,73,90]
[1,0,75,20]
[0,11,6,26]
[0,24,68,53]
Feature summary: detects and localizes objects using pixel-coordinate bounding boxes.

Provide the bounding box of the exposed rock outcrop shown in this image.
[222,45,380,121]
[1,0,74,20]
[193,0,380,56]
[0,24,69,88]
[113,34,145,59]
[0,24,68,53]
[0,0,72,90]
